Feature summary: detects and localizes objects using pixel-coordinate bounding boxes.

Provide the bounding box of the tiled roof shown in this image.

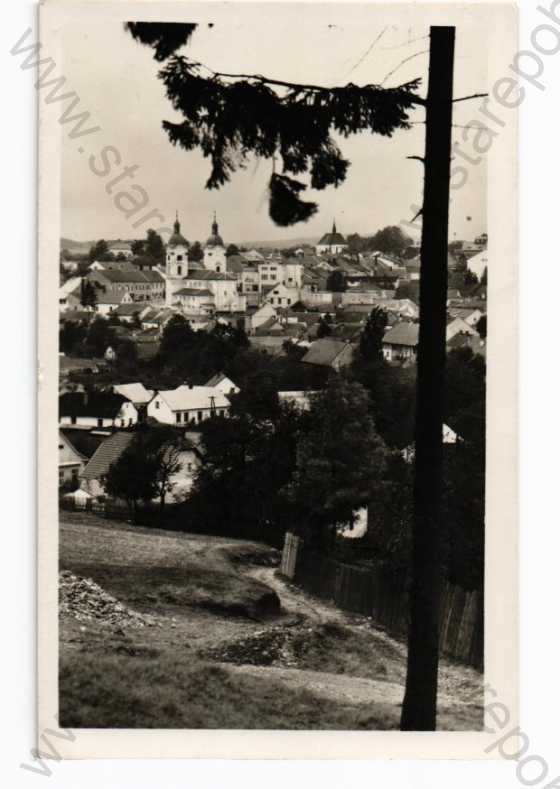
[174,287,214,297]
[113,383,154,405]
[60,428,108,459]
[91,269,164,284]
[81,432,135,480]
[59,392,128,419]
[186,270,236,282]
[157,385,231,412]
[302,338,351,366]
[383,322,419,347]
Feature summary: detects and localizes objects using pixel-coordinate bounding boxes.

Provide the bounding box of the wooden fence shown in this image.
[281,533,483,670]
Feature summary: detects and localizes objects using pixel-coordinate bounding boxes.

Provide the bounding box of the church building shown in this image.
[164,213,245,313]
[315,220,348,256]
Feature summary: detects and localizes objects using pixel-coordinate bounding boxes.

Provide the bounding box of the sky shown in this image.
[61,17,488,246]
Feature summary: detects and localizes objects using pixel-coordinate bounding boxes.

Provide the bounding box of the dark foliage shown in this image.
[125,22,197,61]
[121,33,423,225]
[269,174,318,226]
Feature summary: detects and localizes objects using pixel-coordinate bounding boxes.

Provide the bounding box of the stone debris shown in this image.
[59,570,156,630]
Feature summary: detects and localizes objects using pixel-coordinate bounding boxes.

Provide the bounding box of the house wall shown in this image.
[382,343,417,362]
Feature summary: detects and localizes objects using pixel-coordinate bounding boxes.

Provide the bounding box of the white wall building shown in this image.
[147,385,231,426]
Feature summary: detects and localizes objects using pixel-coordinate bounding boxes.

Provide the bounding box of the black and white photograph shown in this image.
[34,0,516,750]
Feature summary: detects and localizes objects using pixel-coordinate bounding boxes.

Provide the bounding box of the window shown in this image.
[155,400,160,409]
[71,468,79,482]
[59,469,64,483]
[177,265,182,275]
[197,410,203,422]
[177,255,183,261]
[71,416,76,425]
[287,298,291,305]
[58,444,64,450]
[176,412,181,424]
[97,418,103,428]
[187,463,193,472]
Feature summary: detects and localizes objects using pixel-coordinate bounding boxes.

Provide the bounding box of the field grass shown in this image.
[59,644,396,730]
[60,511,281,619]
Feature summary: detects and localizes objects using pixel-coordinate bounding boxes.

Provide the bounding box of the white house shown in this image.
[147,385,231,426]
[58,430,87,489]
[59,391,139,429]
[382,322,419,361]
[250,302,278,332]
[205,373,240,396]
[467,249,488,280]
[266,283,300,308]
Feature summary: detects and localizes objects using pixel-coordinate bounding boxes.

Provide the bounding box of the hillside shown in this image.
[59,511,483,730]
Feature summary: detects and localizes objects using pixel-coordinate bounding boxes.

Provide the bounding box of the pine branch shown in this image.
[452,93,488,103]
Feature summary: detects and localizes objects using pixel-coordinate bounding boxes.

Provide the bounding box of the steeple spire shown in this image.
[212,211,218,236]
[174,210,180,234]
[332,219,337,234]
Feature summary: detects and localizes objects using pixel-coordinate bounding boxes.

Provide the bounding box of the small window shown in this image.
[59,469,64,482]
[176,412,181,424]
[155,401,160,409]
[177,265,182,275]
[197,410,203,422]
[177,255,183,262]
[97,418,103,428]
[58,444,64,450]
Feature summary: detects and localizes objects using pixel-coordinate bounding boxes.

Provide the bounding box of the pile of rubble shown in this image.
[59,570,156,630]
[204,626,306,668]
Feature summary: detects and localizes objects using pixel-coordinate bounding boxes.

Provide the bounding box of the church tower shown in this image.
[204,213,226,273]
[165,212,189,305]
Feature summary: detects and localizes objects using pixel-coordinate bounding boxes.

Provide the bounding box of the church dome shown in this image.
[168,213,189,248]
[206,214,224,248]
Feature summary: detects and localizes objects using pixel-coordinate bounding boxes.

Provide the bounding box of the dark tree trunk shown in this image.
[400,26,455,731]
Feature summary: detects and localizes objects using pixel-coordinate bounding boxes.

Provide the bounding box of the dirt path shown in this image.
[227,567,483,730]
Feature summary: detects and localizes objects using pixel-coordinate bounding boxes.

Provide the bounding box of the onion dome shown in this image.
[168,212,189,247]
[206,213,224,248]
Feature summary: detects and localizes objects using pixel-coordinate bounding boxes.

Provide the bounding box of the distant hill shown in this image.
[61,238,92,251]
[239,236,319,250]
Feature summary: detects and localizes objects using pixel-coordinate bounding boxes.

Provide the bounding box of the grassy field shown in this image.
[59,512,483,730]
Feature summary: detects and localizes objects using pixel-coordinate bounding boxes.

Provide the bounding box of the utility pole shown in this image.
[400,26,455,731]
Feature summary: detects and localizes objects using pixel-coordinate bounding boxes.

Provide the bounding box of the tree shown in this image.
[188,240,204,262]
[475,314,487,340]
[115,339,139,375]
[159,314,195,359]
[369,226,412,257]
[104,437,159,521]
[88,239,109,262]
[464,269,478,287]
[145,228,165,261]
[326,269,346,292]
[359,307,388,362]
[131,239,144,255]
[226,243,240,257]
[84,316,115,357]
[141,426,185,512]
[400,27,456,732]
[79,279,97,310]
[286,378,389,548]
[316,314,332,338]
